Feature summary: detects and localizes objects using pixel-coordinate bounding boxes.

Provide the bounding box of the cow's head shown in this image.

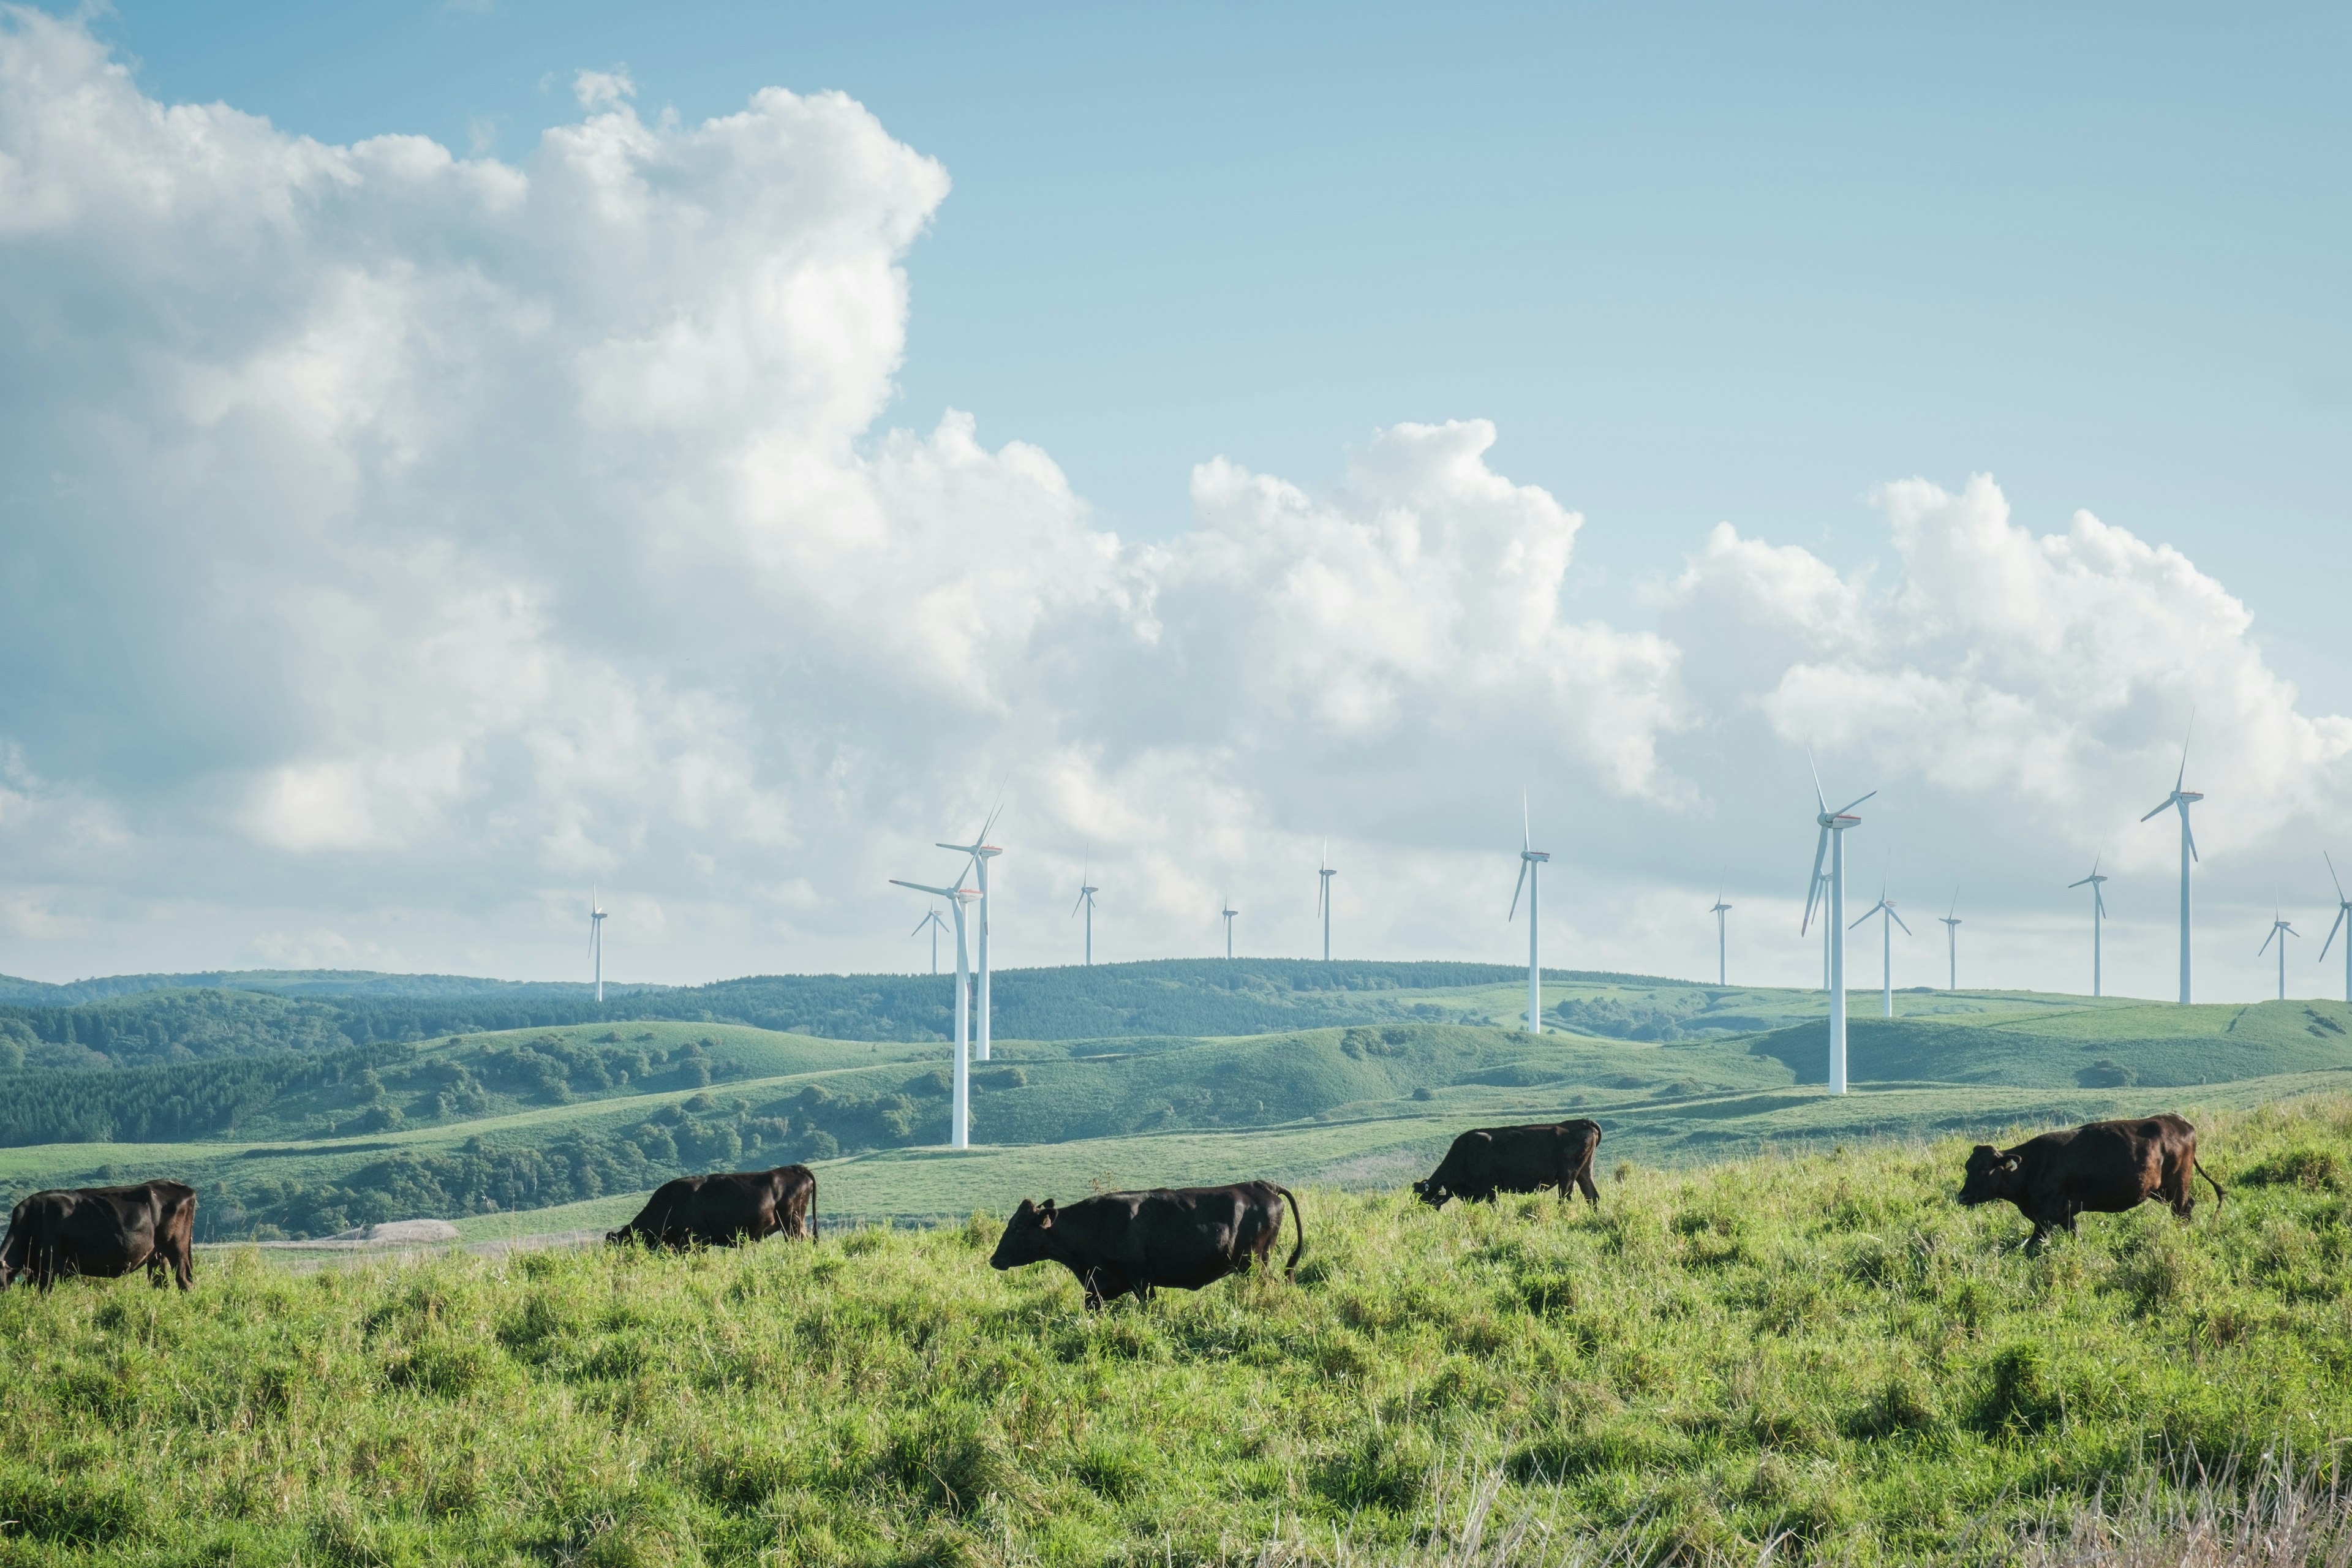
[989,1199,1057,1270]
[1411,1178,1452,1210]
[1958,1145,2023,1207]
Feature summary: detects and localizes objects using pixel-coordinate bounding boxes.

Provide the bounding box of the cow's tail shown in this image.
[1273,1184,1305,1278]
[2196,1160,2226,1209]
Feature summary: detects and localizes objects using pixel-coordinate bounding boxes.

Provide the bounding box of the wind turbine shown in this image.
[2322,854,2352,1005]
[1937,889,1961,992]
[2139,718,2204,1005]
[911,905,948,975]
[1220,895,1239,959]
[588,889,608,1005]
[1317,844,1337,963]
[1801,760,1875,1095]
[2260,908,2297,1001]
[2068,858,2109,998]
[1071,861,1099,966]
[1709,889,1732,987]
[939,805,1004,1063]
[889,878,984,1150]
[1850,885,1911,1018]
[1509,794,1550,1035]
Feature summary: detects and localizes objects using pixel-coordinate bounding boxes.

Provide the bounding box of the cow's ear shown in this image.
[1969,1144,1997,1160]
[1038,1199,1055,1226]
[1012,1198,1034,1216]
[2000,1154,2022,1171]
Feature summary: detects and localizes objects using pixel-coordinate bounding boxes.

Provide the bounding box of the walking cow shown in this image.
[606,1166,816,1250]
[990,1181,1303,1309]
[1959,1114,2223,1249]
[1414,1119,1602,1210]
[0,1181,197,1292]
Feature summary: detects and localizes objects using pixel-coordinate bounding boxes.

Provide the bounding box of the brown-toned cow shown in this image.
[1959,1114,2223,1248]
[606,1166,816,1250]
[0,1181,197,1291]
[1414,1119,1602,1209]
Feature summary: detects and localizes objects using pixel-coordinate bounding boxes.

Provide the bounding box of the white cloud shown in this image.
[1,10,2348,1000]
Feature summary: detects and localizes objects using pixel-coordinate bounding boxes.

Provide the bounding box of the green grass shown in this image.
[6,1094,2352,1564]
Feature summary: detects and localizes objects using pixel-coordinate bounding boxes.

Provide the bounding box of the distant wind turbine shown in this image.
[1709,888,1732,987]
[1317,843,1337,963]
[2068,858,2110,997]
[1220,895,1240,959]
[1937,889,1961,992]
[2139,717,2204,1005]
[1510,794,1551,1035]
[1071,861,1099,967]
[1850,884,1912,1018]
[939,804,1005,1063]
[889,877,983,1150]
[1801,758,1875,1094]
[588,889,608,1005]
[911,905,948,975]
[2323,854,2352,1005]
[2260,908,2297,1001]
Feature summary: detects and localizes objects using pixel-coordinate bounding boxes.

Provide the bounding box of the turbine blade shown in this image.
[1948,886,1959,918]
[1521,790,1531,852]
[1509,858,1529,921]
[1833,790,1875,816]
[2185,814,2199,863]
[2067,875,2093,889]
[2177,708,2194,791]
[1807,748,1827,815]
[2332,851,2346,904]
[2095,887,2108,918]
[1802,827,1830,930]
[1891,909,1913,935]
[2139,798,2174,823]
[2323,908,2348,962]
[2260,927,2276,956]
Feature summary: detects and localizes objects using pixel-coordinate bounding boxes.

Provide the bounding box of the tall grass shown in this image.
[4,1096,2352,1564]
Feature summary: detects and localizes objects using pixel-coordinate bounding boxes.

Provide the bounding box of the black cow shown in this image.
[1414,1119,1602,1209]
[989,1181,1303,1308]
[1959,1114,2223,1248]
[606,1166,815,1250]
[0,1181,197,1292]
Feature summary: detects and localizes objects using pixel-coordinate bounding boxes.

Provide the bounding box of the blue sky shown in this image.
[1,3,2347,995]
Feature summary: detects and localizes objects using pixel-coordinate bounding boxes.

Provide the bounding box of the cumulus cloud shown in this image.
[0,9,2345,996]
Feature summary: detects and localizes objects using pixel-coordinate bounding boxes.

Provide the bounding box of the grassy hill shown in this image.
[2,1096,2349,1564]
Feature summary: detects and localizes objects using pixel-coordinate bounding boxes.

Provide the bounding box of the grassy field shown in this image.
[4,1094,2352,1564]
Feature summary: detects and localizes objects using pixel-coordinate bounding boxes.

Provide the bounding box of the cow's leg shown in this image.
[171,1245,194,1291]
[1577,1164,1601,1208]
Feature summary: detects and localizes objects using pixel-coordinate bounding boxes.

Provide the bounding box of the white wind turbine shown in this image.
[911,905,949,975]
[1220,895,1240,959]
[1801,760,1875,1095]
[2323,854,2352,1005]
[890,877,984,1150]
[1071,861,1099,967]
[1317,843,1337,963]
[1937,889,1961,992]
[939,805,1004,1063]
[2139,719,2204,1005]
[2260,907,2297,1001]
[1709,888,1732,987]
[1850,884,1911,1018]
[1509,794,1550,1035]
[588,889,608,1005]
[2068,858,2110,998]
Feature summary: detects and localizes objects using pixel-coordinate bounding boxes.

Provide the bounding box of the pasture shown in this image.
[3,1095,2351,1564]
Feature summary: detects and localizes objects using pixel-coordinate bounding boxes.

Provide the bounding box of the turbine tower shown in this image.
[1801,761,1875,1095]
[2260,908,2297,1001]
[1937,889,1961,992]
[588,889,608,1005]
[1709,890,1732,987]
[1509,794,1551,1035]
[2068,858,2109,998]
[1317,845,1337,963]
[939,807,1004,1063]
[1071,861,1099,967]
[2322,854,2352,1005]
[889,878,984,1150]
[911,905,948,975]
[2139,721,2204,1005]
[1220,895,1239,959]
[1850,885,1911,1018]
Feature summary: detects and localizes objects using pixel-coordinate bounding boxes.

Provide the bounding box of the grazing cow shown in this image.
[0,1181,197,1292]
[989,1182,1303,1309]
[606,1166,816,1250]
[1959,1114,2224,1248]
[1413,1120,1602,1210]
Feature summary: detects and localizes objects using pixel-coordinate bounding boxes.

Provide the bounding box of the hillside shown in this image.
[0,1098,2347,1564]
[2,989,2350,1240]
